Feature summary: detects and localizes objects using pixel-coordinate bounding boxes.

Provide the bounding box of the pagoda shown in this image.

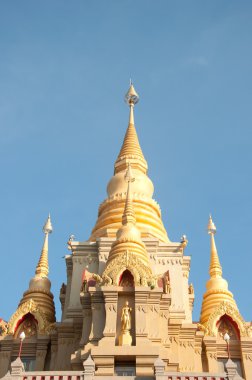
[0,84,251,380]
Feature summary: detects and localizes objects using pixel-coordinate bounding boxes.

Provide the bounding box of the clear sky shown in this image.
[1,1,252,322]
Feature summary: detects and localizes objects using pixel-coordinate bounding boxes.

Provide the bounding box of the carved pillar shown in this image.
[147,288,162,343]
[203,336,218,372]
[194,331,204,372]
[168,314,183,370]
[50,331,58,370]
[135,287,149,344]
[80,292,92,346]
[0,338,12,378]
[89,288,104,344]
[178,327,197,372]
[56,322,75,370]
[135,287,158,376]
[157,294,170,368]
[35,335,50,370]
[101,287,118,342]
[159,293,170,346]
[240,337,252,380]
[63,256,73,321]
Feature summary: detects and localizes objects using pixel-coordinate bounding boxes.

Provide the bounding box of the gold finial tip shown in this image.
[125,82,139,105]
[43,214,53,234]
[207,214,216,235]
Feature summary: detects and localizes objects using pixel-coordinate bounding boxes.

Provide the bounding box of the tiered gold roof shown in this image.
[102,163,152,286]
[90,84,169,243]
[200,216,237,326]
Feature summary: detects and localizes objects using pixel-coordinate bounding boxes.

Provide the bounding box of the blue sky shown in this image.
[1,1,252,322]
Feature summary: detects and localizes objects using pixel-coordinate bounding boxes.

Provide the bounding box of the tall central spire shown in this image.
[89,83,169,243]
[114,83,148,174]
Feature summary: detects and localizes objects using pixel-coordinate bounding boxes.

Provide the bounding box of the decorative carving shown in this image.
[244,354,252,361]
[60,282,66,295]
[92,273,103,284]
[195,348,202,355]
[149,305,159,314]
[137,305,147,313]
[15,314,37,338]
[102,250,152,286]
[209,353,217,359]
[169,336,178,344]
[81,280,88,292]
[0,320,8,336]
[103,274,113,285]
[159,311,168,319]
[198,301,252,337]
[7,299,51,335]
[188,283,194,294]
[163,272,171,294]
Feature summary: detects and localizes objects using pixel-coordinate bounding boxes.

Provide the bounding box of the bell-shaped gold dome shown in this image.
[89,84,169,243]
[102,164,153,286]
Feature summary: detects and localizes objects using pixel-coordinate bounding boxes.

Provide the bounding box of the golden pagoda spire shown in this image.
[35,214,53,278]
[207,215,222,278]
[114,82,148,174]
[200,215,237,327]
[8,215,56,334]
[89,83,169,243]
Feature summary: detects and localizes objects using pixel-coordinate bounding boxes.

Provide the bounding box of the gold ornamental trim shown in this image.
[7,299,52,335]
[198,301,252,338]
[102,250,152,286]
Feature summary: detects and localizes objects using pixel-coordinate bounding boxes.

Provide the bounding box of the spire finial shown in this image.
[122,163,136,226]
[207,215,222,278]
[43,214,53,234]
[208,214,216,235]
[114,82,147,175]
[35,215,53,278]
[125,82,139,126]
[124,81,139,106]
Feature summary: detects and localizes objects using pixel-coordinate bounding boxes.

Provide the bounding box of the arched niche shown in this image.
[204,301,250,337]
[14,312,38,339]
[216,314,244,378]
[217,314,240,342]
[8,299,50,335]
[119,270,134,287]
